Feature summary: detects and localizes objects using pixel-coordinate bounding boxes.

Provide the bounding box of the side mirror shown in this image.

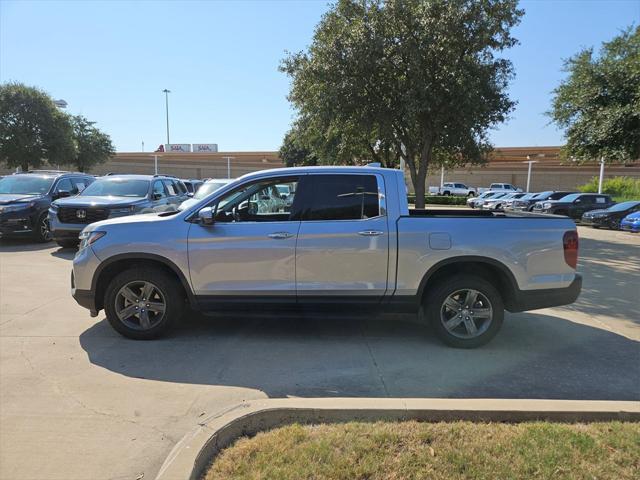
[198,207,215,226]
[152,193,163,200]
[56,190,71,199]
[574,199,581,203]
[187,192,194,198]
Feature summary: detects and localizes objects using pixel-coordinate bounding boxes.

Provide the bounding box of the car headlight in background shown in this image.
[0,201,36,213]
[109,206,136,217]
[78,230,106,250]
[543,202,552,209]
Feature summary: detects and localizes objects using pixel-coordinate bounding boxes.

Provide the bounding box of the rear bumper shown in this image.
[508,274,582,312]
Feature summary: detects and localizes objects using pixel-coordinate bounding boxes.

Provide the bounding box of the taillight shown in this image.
[563,230,579,269]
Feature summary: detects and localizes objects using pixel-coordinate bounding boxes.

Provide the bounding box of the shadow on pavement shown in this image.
[0,239,54,252]
[79,311,639,401]
[560,234,640,322]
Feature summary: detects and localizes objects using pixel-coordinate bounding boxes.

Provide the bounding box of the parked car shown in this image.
[620,211,640,232]
[49,174,189,247]
[429,182,477,197]
[508,191,576,212]
[481,192,527,211]
[0,170,95,242]
[487,182,523,193]
[466,190,500,208]
[71,166,581,349]
[474,192,510,209]
[179,178,235,211]
[581,201,640,230]
[532,193,615,220]
[182,179,203,195]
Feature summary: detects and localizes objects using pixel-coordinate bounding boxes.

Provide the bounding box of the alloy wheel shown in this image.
[40,216,52,241]
[115,281,166,331]
[440,289,493,339]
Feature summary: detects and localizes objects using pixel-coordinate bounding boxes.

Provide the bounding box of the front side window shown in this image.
[302,174,380,221]
[152,181,167,199]
[55,178,74,194]
[212,177,299,223]
[163,180,178,196]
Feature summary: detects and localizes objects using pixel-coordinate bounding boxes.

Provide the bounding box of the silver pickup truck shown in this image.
[71,166,581,348]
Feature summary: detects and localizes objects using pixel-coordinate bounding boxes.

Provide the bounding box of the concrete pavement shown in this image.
[1,226,638,479]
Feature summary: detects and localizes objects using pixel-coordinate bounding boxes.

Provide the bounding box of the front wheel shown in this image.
[609,219,621,230]
[104,267,185,340]
[424,274,504,348]
[33,213,52,243]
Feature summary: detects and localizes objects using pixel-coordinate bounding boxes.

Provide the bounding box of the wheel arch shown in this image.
[417,256,519,311]
[91,253,195,311]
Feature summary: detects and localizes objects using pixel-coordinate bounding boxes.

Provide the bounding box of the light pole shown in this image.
[222,156,235,179]
[598,157,605,193]
[523,154,545,192]
[162,89,171,145]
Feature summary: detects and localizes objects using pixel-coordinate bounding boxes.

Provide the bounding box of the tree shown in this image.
[70,115,115,172]
[0,82,75,171]
[279,121,318,167]
[550,26,640,164]
[281,0,522,207]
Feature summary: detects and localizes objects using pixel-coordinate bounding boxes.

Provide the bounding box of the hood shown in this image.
[85,211,177,230]
[0,193,42,204]
[53,196,144,208]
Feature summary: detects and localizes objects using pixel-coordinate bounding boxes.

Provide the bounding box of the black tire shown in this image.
[443,191,451,196]
[467,192,475,197]
[104,267,185,340]
[33,212,52,243]
[424,274,504,348]
[56,239,79,249]
[609,219,620,230]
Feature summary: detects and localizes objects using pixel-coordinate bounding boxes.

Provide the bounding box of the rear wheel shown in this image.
[424,274,504,348]
[467,192,475,197]
[104,267,185,340]
[442,191,451,196]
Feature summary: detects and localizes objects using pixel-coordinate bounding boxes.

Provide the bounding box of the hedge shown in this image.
[407,195,468,205]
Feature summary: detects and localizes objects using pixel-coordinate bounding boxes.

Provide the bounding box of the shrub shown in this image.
[407,195,467,205]
[577,176,640,201]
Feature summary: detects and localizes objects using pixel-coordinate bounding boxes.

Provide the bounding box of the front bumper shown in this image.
[580,217,607,227]
[508,274,582,312]
[71,246,102,314]
[621,222,640,232]
[0,210,38,237]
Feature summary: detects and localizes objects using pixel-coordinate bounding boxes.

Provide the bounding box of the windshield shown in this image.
[557,193,581,202]
[607,201,639,212]
[0,175,54,195]
[80,179,149,197]
[194,182,230,200]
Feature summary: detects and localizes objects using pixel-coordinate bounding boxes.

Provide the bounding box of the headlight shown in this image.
[0,201,35,213]
[78,230,106,250]
[109,206,136,217]
[543,202,552,209]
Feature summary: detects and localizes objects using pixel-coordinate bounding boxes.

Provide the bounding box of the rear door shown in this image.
[295,173,389,300]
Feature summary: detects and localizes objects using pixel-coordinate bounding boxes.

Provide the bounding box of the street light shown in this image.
[523,154,545,192]
[222,156,235,179]
[162,89,171,145]
[598,157,605,194]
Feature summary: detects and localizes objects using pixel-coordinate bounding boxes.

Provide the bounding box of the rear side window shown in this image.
[152,181,167,198]
[302,175,380,221]
[163,180,178,196]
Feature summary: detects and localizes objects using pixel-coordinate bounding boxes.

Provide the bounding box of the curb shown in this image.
[155,398,640,480]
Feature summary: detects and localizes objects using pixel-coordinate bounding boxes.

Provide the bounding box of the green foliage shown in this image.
[550,26,640,163]
[0,82,75,171]
[407,195,467,205]
[577,176,640,201]
[281,0,522,207]
[69,115,115,172]
[279,122,318,167]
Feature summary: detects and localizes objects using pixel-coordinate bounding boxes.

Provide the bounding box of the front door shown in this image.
[295,173,389,300]
[188,175,302,298]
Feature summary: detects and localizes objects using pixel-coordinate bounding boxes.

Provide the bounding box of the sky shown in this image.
[1,0,638,153]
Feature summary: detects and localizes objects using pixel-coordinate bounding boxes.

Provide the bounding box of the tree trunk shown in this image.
[20,161,29,172]
[414,138,433,209]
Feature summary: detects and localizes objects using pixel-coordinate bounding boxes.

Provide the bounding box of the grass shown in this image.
[203,421,639,480]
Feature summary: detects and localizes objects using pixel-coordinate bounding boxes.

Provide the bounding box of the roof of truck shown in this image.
[238,165,395,181]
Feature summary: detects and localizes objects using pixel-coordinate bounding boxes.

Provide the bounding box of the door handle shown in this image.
[268,232,294,239]
[358,230,384,237]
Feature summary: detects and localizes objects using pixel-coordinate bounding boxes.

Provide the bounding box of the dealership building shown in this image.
[3,145,638,192]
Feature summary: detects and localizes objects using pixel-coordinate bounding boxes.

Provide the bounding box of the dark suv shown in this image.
[49,174,189,247]
[0,171,95,242]
[532,193,615,219]
[509,191,576,212]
